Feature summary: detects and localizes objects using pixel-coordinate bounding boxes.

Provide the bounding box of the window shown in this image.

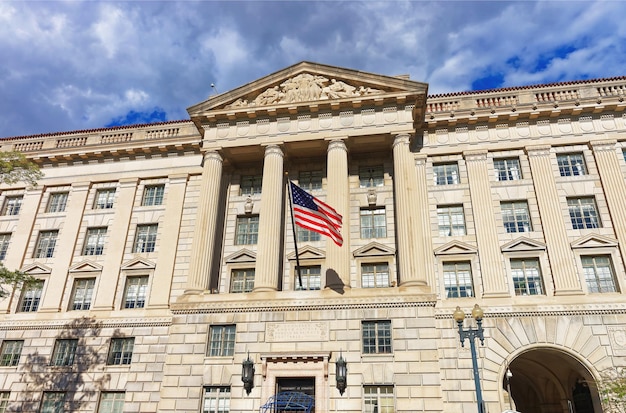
[141,184,164,206]
[239,175,262,196]
[0,392,9,412]
[94,188,116,209]
[361,263,390,288]
[18,280,43,312]
[568,197,600,229]
[230,269,254,293]
[51,339,78,366]
[122,276,148,309]
[359,166,384,188]
[494,158,521,181]
[83,227,107,255]
[362,320,392,354]
[46,192,68,213]
[298,171,323,191]
[133,224,158,253]
[557,153,587,176]
[235,216,259,245]
[437,205,466,236]
[203,386,230,413]
[0,340,23,367]
[360,208,386,238]
[0,233,10,261]
[40,392,65,413]
[364,385,394,413]
[107,338,134,365]
[443,262,474,298]
[34,230,58,258]
[297,227,320,242]
[295,266,321,291]
[97,392,124,413]
[511,259,543,296]
[1,196,22,216]
[501,201,532,233]
[208,325,236,357]
[433,163,459,185]
[69,278,95,310]
[582,256,618,293]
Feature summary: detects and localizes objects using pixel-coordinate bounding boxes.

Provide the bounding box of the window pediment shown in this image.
[69,260,103,273]
[434,241,477,256]
[571,234,618,249]
[353,242,395,258]
[120,257,156,270]
[287,246,325,261]
[20,263,52,275]
[225,249,257,264]
[501,237,547,253]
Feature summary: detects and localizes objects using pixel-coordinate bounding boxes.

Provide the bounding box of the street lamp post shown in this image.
[453,304,485,413]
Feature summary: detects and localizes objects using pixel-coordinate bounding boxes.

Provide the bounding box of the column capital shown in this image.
[589,139,617,152]
[525,145,552,157]
[263,144,284,158]
[463,149,488,162]
[327,139,348,153]
[203,150,223,163]
[392,133,411,148]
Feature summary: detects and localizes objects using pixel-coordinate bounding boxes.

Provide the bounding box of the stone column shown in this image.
[464,150,508,297]
[325,139,350,289]
[526,145,583,295]
[253,145,284,292]
[415,154,436,289]
[392,134,427,287]
[185,151,223,293]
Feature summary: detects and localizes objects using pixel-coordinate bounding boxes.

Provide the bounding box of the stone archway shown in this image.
[502,347,601,413]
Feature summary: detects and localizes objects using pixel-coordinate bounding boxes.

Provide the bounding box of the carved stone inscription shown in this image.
[266,322,329,342]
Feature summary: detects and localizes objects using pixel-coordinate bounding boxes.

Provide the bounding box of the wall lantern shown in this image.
[241,352,255,395]
[335,351,347,396]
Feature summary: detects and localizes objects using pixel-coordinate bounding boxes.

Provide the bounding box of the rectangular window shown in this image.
[362,320,392,354]
[133,224,158,253]
[122,276,148,309]
[97,392,125,413]
[0,340,23,367]
[141,184,164,206]
[0,233,10,261]
[568,197,600,229]
[437,205,466,236]
[230,269,254,293]
[501,201,532,233]
[364,385,395,413]
[46,192,69,213]
[83,227,107,256]
[360,208,387,239]
[582,256,618,293]
[359,165,384,188]
[69,278,95,310]
[51,339,78,366]
[433,163,459,185]
[203,386,230,413]
[511,258,544,296]
[0,392,9,413]
[298,171,323,191]
[494,158,521,181]
[239,175,262,196]
[443,262,474,298]
[18,280,44,312]
[107,338,134,365]
[361,263,390,288]
[235,216,259,245]
[1,196,23,216]
[34,230,58,258]
[557,153,587,176]
[208,325,236,357]
[94,188,116,209]
[40,392,65,413]
[297,226,320,242]
[295,266,321,291]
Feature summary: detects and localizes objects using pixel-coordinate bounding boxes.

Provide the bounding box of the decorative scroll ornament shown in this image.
[225,73,383,108]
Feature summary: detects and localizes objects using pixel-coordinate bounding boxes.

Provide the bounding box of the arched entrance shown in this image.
[502,347,601,413]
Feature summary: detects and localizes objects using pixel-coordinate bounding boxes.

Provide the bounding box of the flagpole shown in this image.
[286,175,304,289]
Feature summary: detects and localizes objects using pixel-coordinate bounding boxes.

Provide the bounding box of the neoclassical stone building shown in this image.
[0,62,625,413]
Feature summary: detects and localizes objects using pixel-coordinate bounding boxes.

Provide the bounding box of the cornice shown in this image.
[0,317,172,331]
[435,303,626,319]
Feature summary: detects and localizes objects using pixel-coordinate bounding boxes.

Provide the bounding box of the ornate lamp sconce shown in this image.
[241,353,255,395]
[335,352,347,396]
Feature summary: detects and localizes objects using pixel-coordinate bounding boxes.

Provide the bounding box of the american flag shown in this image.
[289,181,343,246]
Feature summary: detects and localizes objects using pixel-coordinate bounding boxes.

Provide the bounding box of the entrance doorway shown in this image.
[277,377,315,396]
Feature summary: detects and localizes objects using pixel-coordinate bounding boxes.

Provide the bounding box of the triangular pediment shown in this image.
[501,237,547,253]
[434,241,477,256]
[69,260,103,273]
[571,234,618,249]
[287,246,325,261]
[120,258,156,271]
[225,249,257,263]
[353,242,395,258]
[20,263,52,275]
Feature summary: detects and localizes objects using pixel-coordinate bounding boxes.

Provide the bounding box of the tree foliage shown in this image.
[0,150,43,186]
[0,263,37,299]
[599,367,626,413]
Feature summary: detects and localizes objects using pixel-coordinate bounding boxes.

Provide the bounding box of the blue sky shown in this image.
[1,1,625,138]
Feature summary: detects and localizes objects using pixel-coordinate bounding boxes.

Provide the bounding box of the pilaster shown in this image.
[414,154,436,289]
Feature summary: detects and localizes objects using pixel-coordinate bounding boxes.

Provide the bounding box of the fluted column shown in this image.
[526,145,583,295]
[415,154,436,289]
[326,139,350,289]
[253,145,284,292]
[464,150,508,297]
[392,134,427,287]
[185,151,223,293]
